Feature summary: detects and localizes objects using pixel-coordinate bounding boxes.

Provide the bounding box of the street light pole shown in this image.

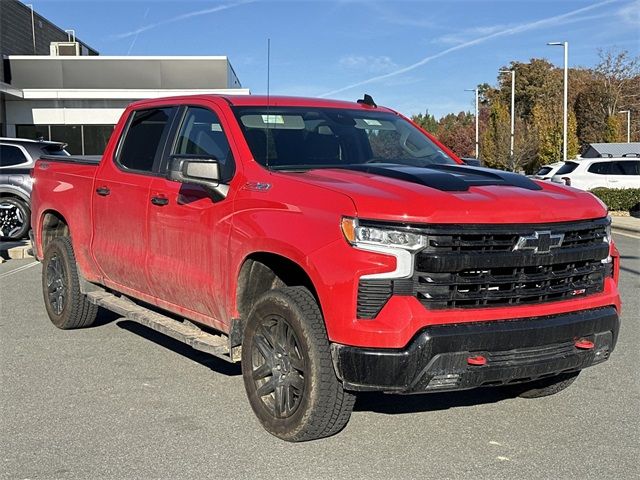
[548,41,569,162]
[618,110,631,143]
[500,69,516,160]
[465,88,479,158]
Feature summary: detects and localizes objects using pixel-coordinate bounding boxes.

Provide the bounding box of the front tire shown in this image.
[241,287,355,442]
[0,197,30,240]
[42,237,98,329]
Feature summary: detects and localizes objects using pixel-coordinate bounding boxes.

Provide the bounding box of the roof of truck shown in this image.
[129,94,396,113]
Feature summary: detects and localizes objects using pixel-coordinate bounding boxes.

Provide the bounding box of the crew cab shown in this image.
[31,95,621,442]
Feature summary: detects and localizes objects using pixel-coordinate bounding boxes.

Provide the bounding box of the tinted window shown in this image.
[234,107,455,170]
[50,125,82,155]
[118,108,176,173]
[555,162,579,175]
[16,124,49,141]
[614,161,640,175]
[588,162,611,175]
[0,145,29,167]
[174,107,235,181]
[536,166,552,175]
[84,125,114,155]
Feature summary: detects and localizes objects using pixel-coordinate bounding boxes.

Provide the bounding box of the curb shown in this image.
[0,243,34,261]
[612,225,640,235]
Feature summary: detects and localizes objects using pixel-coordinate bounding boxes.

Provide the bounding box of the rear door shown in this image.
[607,161,640,188]
[145,104,237,325]
[585,161,611,189]
[92,106,178,294]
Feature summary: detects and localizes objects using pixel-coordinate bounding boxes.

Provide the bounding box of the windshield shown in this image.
[233,107,456,170]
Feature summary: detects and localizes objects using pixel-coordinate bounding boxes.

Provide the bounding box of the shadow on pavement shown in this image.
[354,387,518,415]
[115,319,242,377]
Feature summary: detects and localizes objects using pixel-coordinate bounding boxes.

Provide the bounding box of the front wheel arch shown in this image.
[236,252,321,322]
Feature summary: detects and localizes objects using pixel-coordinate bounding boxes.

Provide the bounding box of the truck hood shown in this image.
[277,165,607,224]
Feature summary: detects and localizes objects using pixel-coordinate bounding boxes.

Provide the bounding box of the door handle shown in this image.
[96,186,110,196]
[150,196,169,206]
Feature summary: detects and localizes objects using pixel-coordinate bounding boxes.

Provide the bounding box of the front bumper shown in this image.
[331,306,619,393]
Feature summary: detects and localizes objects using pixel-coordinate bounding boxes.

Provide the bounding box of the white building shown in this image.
[1,55,249,154]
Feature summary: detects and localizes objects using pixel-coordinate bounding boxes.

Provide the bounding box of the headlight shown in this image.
[604,215,612,244]
[341,217,425,251]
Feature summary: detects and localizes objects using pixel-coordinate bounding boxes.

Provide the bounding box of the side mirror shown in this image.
[167,155,228,198]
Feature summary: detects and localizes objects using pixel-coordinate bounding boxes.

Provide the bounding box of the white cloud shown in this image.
[320,0,619,97]
[339,55,398,73]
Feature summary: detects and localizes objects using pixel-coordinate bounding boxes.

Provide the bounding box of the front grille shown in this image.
[356,218,610,317]
[414,218,609,309]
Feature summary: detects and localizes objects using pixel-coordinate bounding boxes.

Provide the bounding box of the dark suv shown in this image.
[0,138,68,240]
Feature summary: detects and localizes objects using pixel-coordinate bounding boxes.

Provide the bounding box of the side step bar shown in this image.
[86,291,238,363]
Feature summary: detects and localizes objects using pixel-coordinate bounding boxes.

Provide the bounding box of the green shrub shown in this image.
[589,188,640,212]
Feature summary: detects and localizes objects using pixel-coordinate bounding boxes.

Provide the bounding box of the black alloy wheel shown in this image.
[0,198,30,240]
[46,252,67,315]
[251,314,306,418]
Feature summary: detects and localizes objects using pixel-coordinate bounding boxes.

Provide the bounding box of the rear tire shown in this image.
[515,371,580,398]
[42,237,98,329]
[241,287,355,442]
[0,197,30,240]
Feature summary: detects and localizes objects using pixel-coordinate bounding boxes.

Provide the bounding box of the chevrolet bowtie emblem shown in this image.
[513,231,564,254]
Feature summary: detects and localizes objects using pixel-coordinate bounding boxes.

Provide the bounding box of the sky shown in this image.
[31,0,640,117]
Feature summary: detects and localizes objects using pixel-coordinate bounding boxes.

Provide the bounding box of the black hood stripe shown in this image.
[342,164,542,192]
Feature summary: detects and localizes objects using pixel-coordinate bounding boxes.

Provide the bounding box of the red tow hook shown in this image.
[467,355,487,366]
[574,339,595,350]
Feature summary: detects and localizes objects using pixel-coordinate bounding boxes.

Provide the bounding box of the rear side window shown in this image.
[118,108,176,173]
[614,161,640,175]
[0,144,29,167]
[173,107,235,182]
[536,166,552,175]
[555,162,578,175]
[588,162,611,175]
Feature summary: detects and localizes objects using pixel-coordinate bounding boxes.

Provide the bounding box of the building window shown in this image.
[15,124,115,155]
[83,125,114,155]
[51,125,82,155]
[16,124,50,141]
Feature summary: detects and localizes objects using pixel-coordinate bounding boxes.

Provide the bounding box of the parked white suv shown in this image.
[551,157,640,190]
[534,161,564,180]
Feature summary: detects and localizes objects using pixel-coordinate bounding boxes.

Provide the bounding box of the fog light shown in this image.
[427,373,460,390]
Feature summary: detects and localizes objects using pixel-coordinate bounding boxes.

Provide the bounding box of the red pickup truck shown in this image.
[31,94,621,441]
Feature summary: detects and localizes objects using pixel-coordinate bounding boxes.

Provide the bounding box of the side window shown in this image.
[0,145,29,167]
[587,162,610,175]
[173,107,235,182]
[118,107,176,173]
[616,161,640,175]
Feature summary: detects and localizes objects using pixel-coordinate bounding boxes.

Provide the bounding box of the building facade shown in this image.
[1,0,248,154]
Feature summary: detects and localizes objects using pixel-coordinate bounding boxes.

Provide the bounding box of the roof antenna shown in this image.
[265,38,271,169]
[357,93,377,108]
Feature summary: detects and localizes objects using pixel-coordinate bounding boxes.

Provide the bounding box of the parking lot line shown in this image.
[0,261,39,279]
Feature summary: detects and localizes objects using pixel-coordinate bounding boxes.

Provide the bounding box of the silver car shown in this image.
[0,138,68,240]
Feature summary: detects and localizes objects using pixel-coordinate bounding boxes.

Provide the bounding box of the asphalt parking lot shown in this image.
[1,232,639,480]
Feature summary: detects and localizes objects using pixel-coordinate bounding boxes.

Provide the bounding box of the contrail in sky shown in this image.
[114,0,256,40]
[320,0,619,97]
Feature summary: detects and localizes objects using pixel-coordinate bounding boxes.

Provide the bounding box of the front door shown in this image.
[92,106,178,294]
[146,105,237,325]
